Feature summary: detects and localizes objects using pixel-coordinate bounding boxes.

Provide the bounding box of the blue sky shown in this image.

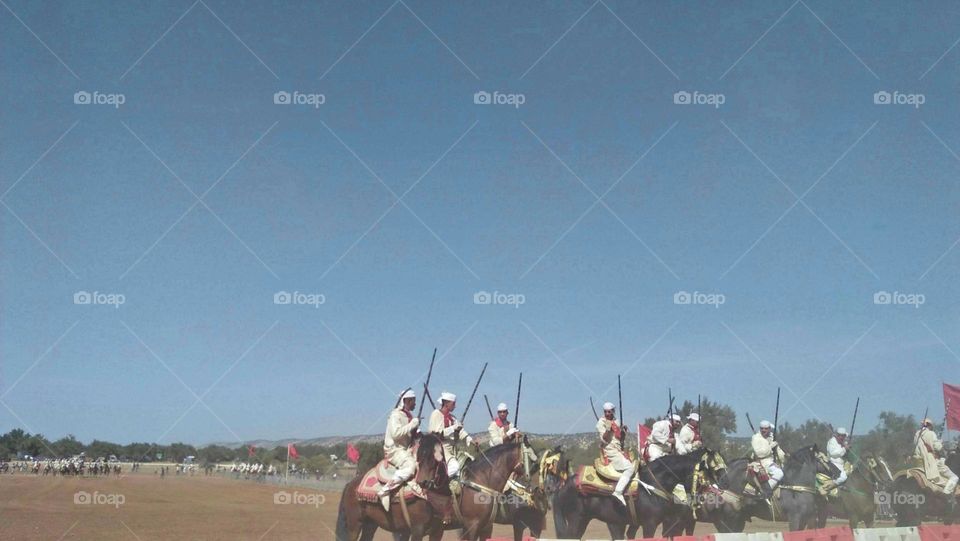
[2,0,960,446]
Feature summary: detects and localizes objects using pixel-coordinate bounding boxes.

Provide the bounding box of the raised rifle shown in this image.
[589,397,599,421]
[773,387,781,439]
[484,394,494,420]
[849,397,860,442]
[514,373,523,426]
[417,348,437,420]
[745,412,756,433]
[618,375,625,443]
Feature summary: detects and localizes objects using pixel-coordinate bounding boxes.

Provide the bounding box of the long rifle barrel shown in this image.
[417,348,437,419]
[773,387,781,438]
[514,373,523,426]
[484,394,494,420]
[461,362,487,423]
[850,397,860,439]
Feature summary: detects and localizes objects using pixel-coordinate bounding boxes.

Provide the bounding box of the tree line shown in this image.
[0,398,951,474]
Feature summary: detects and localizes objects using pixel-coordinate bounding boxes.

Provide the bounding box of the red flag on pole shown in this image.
[288,443,299,460]
[944,383,960,430]
[637,423,652,447]
[346,443,360,464]
[247,445,256,458]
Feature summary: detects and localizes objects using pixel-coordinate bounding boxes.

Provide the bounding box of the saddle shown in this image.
[574,464,641,497]
[355,459,421,504]
[894,467,960,496]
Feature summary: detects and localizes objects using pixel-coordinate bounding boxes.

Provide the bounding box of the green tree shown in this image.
[52,435,84,457]
[855,411,921,469]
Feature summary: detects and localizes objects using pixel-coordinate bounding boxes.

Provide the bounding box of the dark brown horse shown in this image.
[335,434,447,541]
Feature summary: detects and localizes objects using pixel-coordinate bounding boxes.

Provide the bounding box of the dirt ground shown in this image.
[0,473,889,540]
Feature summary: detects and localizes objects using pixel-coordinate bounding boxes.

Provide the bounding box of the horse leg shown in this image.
[606,522,626,540]
[626,523,639,539]
[358,523,377,541]
[513,521,524,541]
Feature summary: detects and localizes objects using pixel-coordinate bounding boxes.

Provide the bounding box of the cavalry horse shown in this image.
[387,436,541,541]
[485,445,561,541]
[706,445,840,532]
[335,433,448,541]
[552,448,727,540]
[891,451,960,526]
[817,452,893,528]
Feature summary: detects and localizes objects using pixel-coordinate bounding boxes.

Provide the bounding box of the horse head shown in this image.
[538,445,566,496]
[415,433,447,489]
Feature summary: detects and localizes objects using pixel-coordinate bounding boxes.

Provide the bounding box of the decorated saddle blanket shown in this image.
[575,464,641,497]
[355,459,420,503]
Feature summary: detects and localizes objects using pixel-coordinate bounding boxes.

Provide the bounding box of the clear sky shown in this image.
[2,0,960,446]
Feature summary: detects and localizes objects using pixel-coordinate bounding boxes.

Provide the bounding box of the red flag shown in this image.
[288,443,299,460]
[346,443,360,464]
[944,383,960,430]
[637,423,652,447]
[247,445,256,458]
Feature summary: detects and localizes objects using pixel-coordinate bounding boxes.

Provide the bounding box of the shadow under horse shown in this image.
[552,448,727,540]
[706,444,839,532]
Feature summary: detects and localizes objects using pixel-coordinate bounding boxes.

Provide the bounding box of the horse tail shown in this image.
[335,481,351,541]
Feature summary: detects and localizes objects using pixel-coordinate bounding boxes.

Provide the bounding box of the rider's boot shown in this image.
[612,491,627,507]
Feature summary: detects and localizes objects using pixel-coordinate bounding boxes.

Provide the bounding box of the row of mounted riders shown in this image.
[337,433,960,541]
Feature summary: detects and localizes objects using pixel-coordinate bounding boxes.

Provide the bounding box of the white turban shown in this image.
[400,389,416,400]
[687,413,700,422]
[670,414,681,422]
[440,392,456,403]
[497,403,508,412]
[759,420,772,429]
[835,427,848,435]
[602,402,615,411]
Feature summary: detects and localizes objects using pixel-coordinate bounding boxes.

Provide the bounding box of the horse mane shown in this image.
[463,442,520,475]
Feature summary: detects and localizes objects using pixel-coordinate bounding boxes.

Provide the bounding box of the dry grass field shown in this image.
[0,473,885,540]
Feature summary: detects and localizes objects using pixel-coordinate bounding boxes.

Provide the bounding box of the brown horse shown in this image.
[335,434,447,541]
[455,438,537,540]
